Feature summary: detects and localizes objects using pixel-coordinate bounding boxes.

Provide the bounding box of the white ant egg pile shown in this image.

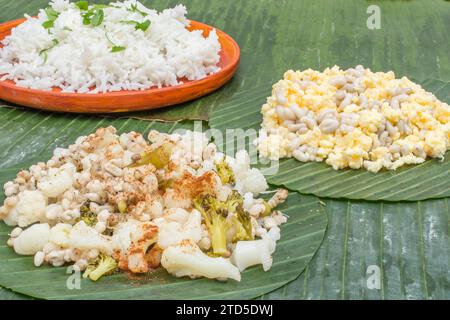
[0,126,288,282]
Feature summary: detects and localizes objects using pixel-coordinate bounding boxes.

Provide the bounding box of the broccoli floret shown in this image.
[78,202,97,227]
[194,192,254,256]
[194,195,230,257]
[205,191,242,215]
[230,205,254,242]
[83,254,117,281]
[131,143,173,169]
[227,191,243,208]
[208,213,229,257]
[215,160,235,185]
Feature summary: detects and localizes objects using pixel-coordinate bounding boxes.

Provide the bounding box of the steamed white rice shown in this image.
[0,0,222,93]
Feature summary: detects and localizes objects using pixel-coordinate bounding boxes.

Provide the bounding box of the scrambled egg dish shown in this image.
[255,65,450,173]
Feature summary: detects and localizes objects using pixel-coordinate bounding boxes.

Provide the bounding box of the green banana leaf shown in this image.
[0,107,327,299]
[2,0,450,122]
[262,197,450,300]
[0,287,28,300]
[210,78,450,201]
[0,195,327,300]
[0,0,449,301]
[0,103,206,122]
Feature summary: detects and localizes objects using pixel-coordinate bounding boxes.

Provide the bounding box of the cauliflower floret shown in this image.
[112,220,143,254]
[112,219,158,273]
[45,203,64,221]
[49,223,72,248]
[230,227,280,272]
[38,163,75,198]
[228,150,268,196]
[4,190,47,227]
[156,209,202,249]
[69,221,112,255]
[13,223,50,255]
[243,192,255,211]
[161,208,190,224]
[163,188,192,209]
[235,168,268,196]
[161,240,241,281]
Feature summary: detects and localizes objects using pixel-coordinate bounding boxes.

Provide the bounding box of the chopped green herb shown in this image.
[104,32,114,45]
[81,5,107,27]
[75,1,89,10]
[76,2,112,11]
[105,32,126,53]
[42,20,54,29]
[82,13,92,25]
[39,39,59,64]
[128,3,148,16]
[63,26,73,31]
[136,19,151,32]
[120,20,138,25]
[45,7,59,21]
[42,6,59,29]
[111,46,126,53]
[40,52,48,64]
[91,9,104,26]
[120,19,151,32]
[92,4,111,9]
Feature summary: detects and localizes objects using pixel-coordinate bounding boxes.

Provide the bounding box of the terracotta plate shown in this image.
[0,18,240,113]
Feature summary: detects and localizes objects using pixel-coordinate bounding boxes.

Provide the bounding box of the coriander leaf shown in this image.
[104,31,115,46]
[39,39,59,64]
[63,26,73,31]
[111,46,126,53]
[41,51,48,64]
[136,19,151,32]
[104,32,126,53]
[92,4,111,9]
[128,3,148,16]
[91,9,104,26]
[81,9,94,24]
[42,20,54,29]
[120,19,151,32]
[43,6,59,28]
[120,20,138,25]
[83,9,94,17]
[45,7,59,21]
[75,1,89,11]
